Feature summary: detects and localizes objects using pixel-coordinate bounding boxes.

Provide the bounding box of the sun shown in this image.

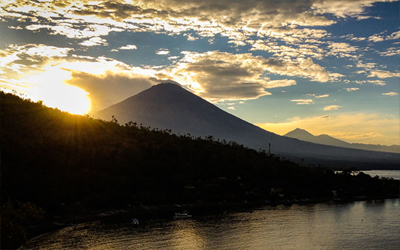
[36,83,91,115]
[24,66,91,115]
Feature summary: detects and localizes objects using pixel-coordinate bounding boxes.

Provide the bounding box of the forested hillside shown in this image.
[1,91,399,248]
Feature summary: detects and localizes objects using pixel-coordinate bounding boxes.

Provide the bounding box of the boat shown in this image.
[132,218,139,225]
[173,211,192,219]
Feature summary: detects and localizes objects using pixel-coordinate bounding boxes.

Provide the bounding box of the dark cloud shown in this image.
[172,52,273,101]
[202,82,271,100]
[66,71,154,112]
[170,51,332,101]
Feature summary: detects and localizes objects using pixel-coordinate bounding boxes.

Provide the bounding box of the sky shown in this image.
[1,0,399,146]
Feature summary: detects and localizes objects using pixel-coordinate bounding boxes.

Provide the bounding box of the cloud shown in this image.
[353,62,398,83]
[169,51,338,101]
[369,30,400,42]
[170,51,273,101]
[118,45,138,50]
[379,47,400,57]
[356,61,377,69]
[291,99,314,105]
[168,50,338,101]
[184,33,199,41]
[354,80,386,86]
[0,47,163,112]
[323,105,340,110]
[340,34,366,42]
[0,44,73,78]
[344,88,359,92]
[1,0,387,47]
[156,49,170,55]
[265,79,297,88]
[319,115,332,119]
[312,0,388,19]
[168,56,180,60]
[65,70,155,112]
[368,34,385,42]
[249,40,326,60]
[382,92,398,96]
[79,37,108,47]
[307,94,329,98]
[25,22,125,39]
[368,70,400,78]
[256,28,331,44]
[255,113,400,145]
[326,42,359,58]
[387,30,400,40]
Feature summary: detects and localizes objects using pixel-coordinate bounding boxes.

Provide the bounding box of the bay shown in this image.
[362,170,400,180]
[24,199,400,250]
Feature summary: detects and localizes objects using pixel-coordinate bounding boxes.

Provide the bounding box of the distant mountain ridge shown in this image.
[95,83,400,169]
[284,128,400,154]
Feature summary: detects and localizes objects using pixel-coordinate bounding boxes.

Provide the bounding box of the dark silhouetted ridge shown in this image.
[285,128,400,154]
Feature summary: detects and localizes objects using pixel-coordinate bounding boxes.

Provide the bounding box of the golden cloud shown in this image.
[312,0,389,18]
[291,99,314,105]
[249,40,326,60]
[79,37,109,47]
[368,70,400,78]
[323,105,341,111]
[0,44,73,78]
[1,0,387,45]
[379,47,400,57]
[307,94,329,98]
[327,42,359,58]
[344,88,359,92]
[354,79,386,86]
[382,92,398,96]
[66,70,155,112]
[0,50,162,113]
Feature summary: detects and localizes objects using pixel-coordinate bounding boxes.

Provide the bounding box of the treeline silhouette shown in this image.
[1,91,398,248]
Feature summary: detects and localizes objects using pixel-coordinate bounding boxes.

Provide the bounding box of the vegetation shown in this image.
[1,91,399,248]
[1,200,44,249]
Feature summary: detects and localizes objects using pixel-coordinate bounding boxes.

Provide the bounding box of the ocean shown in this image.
[23,198,400,250]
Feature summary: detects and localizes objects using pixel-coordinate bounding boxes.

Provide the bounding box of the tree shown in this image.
[1,200,44,249]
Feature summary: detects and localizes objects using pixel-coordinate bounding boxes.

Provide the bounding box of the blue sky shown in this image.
[1,0,399,145]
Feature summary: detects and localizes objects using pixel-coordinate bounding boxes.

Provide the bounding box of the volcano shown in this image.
[95,83,399,169]
[285,128,400,154]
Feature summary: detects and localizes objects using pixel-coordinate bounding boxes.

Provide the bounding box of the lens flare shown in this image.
[24,66,91,115]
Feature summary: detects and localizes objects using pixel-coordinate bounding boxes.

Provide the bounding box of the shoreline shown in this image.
[24,194,400,247]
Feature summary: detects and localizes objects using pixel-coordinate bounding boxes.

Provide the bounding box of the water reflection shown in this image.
[168,220,206,249]
[25,199,400,250]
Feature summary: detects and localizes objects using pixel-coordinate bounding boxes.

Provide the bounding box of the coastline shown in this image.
[23,194,400,248]
[360,169,400,180]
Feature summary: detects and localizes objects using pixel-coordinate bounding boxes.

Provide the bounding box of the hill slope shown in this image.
[285,128,400,154]
[95,83,400,169]
[2,91,399,249]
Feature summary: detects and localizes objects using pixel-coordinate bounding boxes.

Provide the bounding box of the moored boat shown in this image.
[132,218,139,225]
[173,211,192,219]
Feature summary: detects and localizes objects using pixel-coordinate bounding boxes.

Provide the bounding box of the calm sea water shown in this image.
[362,170,400,180]
[24,199,400,250]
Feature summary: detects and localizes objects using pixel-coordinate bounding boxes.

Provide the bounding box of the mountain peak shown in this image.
[285,128,349,146]
[153,82,183,89]
[285,128,314,138]
[94,81,269,142]
[94,87,400,164]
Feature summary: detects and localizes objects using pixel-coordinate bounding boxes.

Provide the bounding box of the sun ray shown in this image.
[23,65,91,115]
